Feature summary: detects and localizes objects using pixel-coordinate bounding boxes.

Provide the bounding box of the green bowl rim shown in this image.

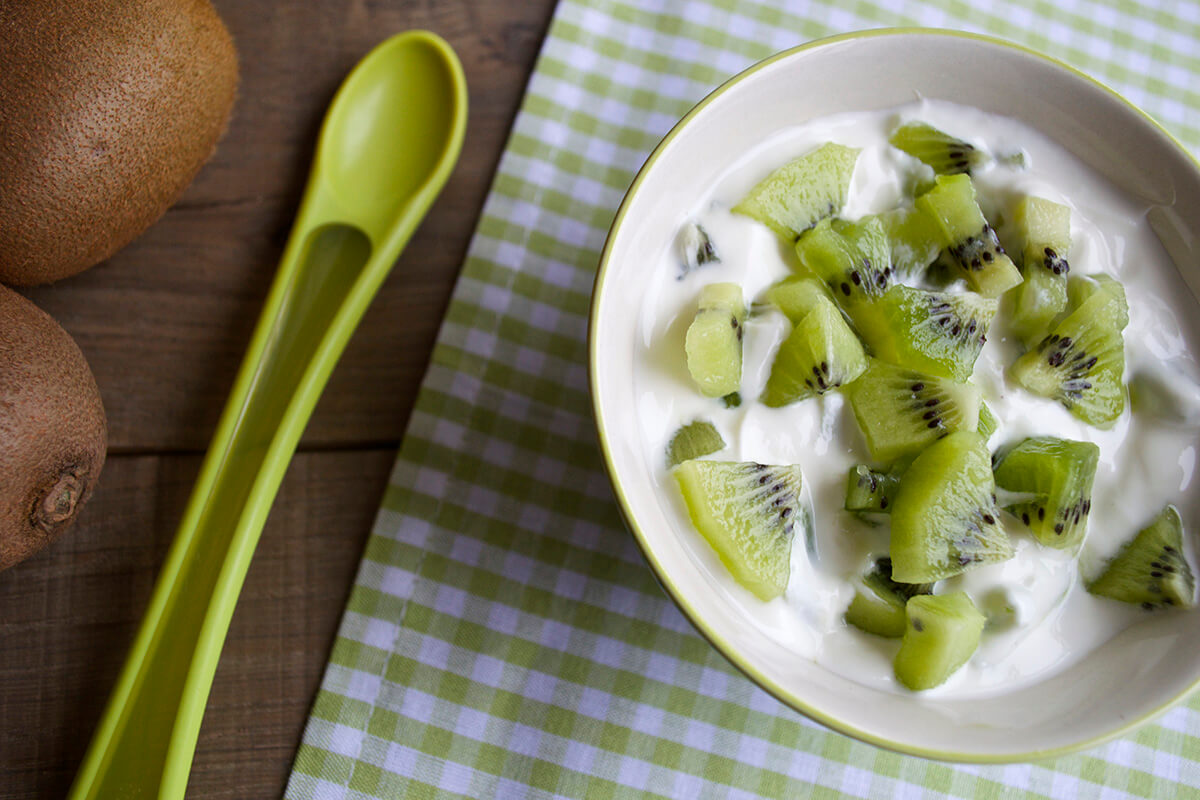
[587,26,1200,763]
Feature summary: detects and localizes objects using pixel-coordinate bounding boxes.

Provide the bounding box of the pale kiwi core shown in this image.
[633,98,1200,697]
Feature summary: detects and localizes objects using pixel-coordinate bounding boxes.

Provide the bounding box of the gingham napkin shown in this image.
[285,1,1200,797]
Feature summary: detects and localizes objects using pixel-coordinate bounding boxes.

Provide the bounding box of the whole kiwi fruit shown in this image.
[0,285,106,570]
[0,0,238,285]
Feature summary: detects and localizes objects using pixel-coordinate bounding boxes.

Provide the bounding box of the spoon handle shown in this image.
[68,31,466,800]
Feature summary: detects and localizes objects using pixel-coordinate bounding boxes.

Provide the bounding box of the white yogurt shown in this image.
[634,99,1200,697]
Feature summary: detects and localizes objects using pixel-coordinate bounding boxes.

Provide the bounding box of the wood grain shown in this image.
[0,0,559,797]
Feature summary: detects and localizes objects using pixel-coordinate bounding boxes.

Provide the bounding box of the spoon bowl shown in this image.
[318,33,462,241]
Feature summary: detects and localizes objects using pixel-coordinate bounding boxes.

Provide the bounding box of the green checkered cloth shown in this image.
[285,1,1200,797]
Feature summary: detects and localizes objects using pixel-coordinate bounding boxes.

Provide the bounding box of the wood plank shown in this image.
[0,448,396,799]
[21,0,559,453]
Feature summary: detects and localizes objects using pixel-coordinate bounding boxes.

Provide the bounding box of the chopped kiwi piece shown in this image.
[845,465,901,514]
[893,592,986,690]
[889,121,987,176]
[721,392,742,409]
[761,277,832,323]
[1067,273,1128,329]
[1010,274,1127,426]
[685,283,745,397]
[666,420,725,468]
[891,430,1013,583]
[1011,266,1068,348]
[977,402,998,441]
[794,216,894,314]
[674,460,808,601]
[732,143,860,241]
[1089,505,1195,609]
[1009,197,1071,346]
[844,359,982,463]
[762,300,868,407]
[855,286,997,381]
[993,436,1099,550]
[844,557,934,638]
[677,221,720,277]
[916,174,1022,297]
[880,205,943,279]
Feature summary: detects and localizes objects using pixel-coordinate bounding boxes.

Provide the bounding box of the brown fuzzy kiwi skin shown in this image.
[0,0,239,285]
[0,286,107,570]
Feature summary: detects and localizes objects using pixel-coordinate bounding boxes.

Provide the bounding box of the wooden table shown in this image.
[0,2,558,796]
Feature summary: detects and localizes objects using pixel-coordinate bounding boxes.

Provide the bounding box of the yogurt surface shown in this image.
[633,99,1200,697]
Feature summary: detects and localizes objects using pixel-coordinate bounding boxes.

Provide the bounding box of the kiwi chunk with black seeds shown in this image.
[844,359,982,463]
[674,460,809,601]
[844,465,901,514]
[666,420,725,468]
[794,216,894,314]
[992,436,1099,550]
[890,121,987,176]
[891,431,1013,583]
[894,592,986,690]
[844,557,934,638]
[1008,196,1071,346]
[1010,274,1127,426]
[855,286,997,381]
[733,143,860,241]
[762,299,868,407]
[917,174,1022,297]
[1089,505,1195,610]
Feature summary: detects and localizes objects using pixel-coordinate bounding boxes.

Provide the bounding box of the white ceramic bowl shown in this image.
[589,28,1200,762]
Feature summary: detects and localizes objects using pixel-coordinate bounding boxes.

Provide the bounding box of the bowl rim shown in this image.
[588,26,1200,763]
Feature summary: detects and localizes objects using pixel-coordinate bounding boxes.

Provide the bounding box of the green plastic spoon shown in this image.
[68,30,467,800]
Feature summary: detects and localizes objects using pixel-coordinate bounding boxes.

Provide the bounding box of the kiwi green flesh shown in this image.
[685,283,746,398]
[993,436,1099,550]
[674,460,808,601]
[889,122,987,176]
[1010,285,1126,426]
[880,206,943,279]
[891,431,1012,583]
[666,421,725,468]
[856,285,996,382]
[845,585,908,638]
[916,174,1021,297]
[844,557,934,638]
[794,216,894,313]
[845,359,981,463]
[894,592,986,690]
[1012,196,1071,256]
[1010,252,1068,348]
[698,281,745,312]
[844,465,901,513]
[685,310,743,397]
[977,402,999,441]
[762,277,830,323]
[1089,505,1196,609]
[732,143,859,241]
[762,302,867,407]
[1067,274,1129,330]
